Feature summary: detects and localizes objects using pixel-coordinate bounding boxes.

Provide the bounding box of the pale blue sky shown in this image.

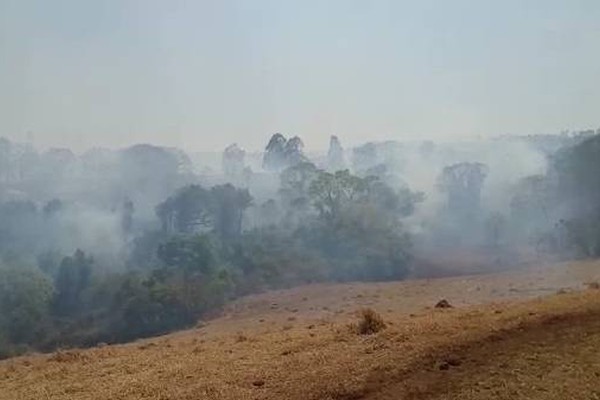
[1,0,599,151]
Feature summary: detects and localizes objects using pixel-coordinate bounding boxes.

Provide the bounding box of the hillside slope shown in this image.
[1,260,600,400]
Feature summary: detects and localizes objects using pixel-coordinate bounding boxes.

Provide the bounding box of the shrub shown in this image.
[353,308,386,335]
[587,281,600,290]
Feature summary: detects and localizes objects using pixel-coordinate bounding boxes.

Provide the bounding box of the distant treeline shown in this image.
[1,131,599,358]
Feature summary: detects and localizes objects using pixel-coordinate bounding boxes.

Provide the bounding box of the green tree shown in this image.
[437,162,488,220]
[111,273,184,340]
[157,235,216,274]
[552,134,600,256]
[210,184,252,243]
[263,133,307,171]
[304,169,421,281]
[53,250,93,316]
[121,199,135,235]
[485,212,507,249]
[157,184,252,243]
[156,185,213,235]
[279,162,319,226]
[109,235,234,340]
[327,135,346,171]
[309,170,370,221]
[0,264,53,353]
[554,134,600,209]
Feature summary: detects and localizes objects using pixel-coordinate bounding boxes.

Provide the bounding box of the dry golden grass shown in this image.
[2,260,600,400]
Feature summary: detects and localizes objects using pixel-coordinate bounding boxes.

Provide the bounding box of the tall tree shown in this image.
[0,138,12,183]
[121,199,135,235]
[222,144,246,177]
[279,162,319,226]
[156,185,213,235]
[53,249,93,317]
[283,136,307,166]
[157,184,252,243]
[304,169,420,281]
[327,135,346,171]
[210,184,252,243]
[309,170,369,221]
[438,162,488,220]
[0,264,53,348]
[263,133,287,171]
[263,134,307,171]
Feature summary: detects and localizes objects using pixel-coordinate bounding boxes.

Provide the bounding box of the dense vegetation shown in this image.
[0,135,424,357]
[0,131,598,358]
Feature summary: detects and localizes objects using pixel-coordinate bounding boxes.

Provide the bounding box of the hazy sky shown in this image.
[1,0,600,152]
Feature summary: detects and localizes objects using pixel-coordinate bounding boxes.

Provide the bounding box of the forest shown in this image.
[0,129,599,358]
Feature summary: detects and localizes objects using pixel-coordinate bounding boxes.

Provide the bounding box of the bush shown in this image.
[0,264,53,346]
[353,308,386,335]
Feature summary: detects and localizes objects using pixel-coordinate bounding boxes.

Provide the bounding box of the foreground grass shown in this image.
[1,261,600,399]
[367,291,600,399]
[0,262,600,400]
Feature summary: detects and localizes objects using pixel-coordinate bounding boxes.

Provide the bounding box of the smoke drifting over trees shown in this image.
[0,129,598,358]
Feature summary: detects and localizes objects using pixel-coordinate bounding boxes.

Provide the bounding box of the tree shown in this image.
[156,185,213,235]
[327,135,346,171]
[252,199,281,228]
[553,134,600,212]
[283,136,307,166]
[297,200,413,282]
[548,134,600,256]
[263,133,287,171]
[42,199,64,218]
[150,235,232,328]
[111,273,185,340]
[263,133,307,171]
[308,169,423,222]
[0,138,12,183]
[509,174,556,241]
[37,250,63,278]
[229,227,327,292]
[352,142,378,174]
[484,212,507,249]
[121,199,135,235]
[119,144,184,211]
[279,162,319,225]
[210,184,252,243]
[368,182,425,218]
[280,162,319,201]
[438,162,488,219]
[0,200,40,257]
[53,250,93,316]
[157,235,216,275]
[127,230,166,270]
[0,264,53,349]
[560,216,600,257]
[309,170,370,221]
[303,169,421,281]
[15,144,39,182]
[157,184,252,243]
[40,148,76,180]
[222,144,246,177]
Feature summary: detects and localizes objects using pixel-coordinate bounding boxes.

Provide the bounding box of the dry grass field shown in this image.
[1,259,600,400]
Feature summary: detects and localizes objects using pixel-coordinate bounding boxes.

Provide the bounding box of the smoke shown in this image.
[0,130,584,277]
[44,204,126,261]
